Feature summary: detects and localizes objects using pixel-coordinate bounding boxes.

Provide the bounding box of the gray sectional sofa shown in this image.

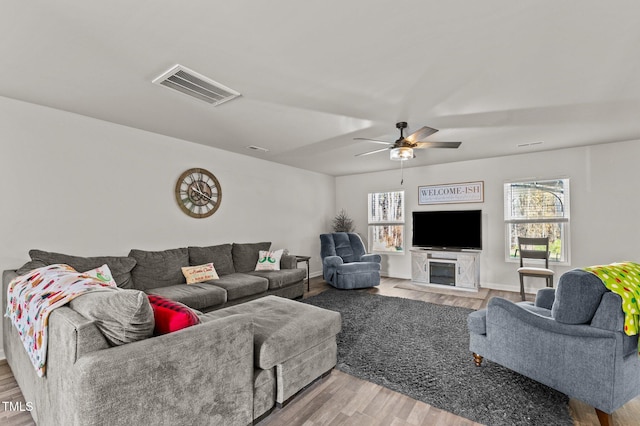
[3,243,341,425]
[18,242,306,311]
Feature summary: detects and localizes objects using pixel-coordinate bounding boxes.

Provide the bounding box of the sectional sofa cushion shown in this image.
[69,288,154,346]
[129,248,189,290]
[249,269,306,290]
[232,242,271,273]
[551,269,608,324]
[147,294,200,334]
[18,249,137,288]
[189,244,235,276]
[208,274,269,301]
[145,283,227,310]
[200,296,341,369]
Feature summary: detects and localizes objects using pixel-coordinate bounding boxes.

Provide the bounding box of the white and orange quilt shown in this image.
[5,263,117,376]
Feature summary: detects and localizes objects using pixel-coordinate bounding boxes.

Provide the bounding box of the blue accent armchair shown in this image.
[467,269,640,425]
[320,233,381,289]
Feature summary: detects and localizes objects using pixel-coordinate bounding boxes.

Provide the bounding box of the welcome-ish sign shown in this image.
[418,181,484,205]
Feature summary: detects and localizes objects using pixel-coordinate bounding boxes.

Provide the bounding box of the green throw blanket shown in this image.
[584,262,640,337]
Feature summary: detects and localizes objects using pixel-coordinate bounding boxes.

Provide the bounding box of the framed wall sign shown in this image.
[418,181,484,205]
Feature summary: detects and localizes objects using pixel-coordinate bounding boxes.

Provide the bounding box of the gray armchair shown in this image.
[467,269,640,425]
[320,232,381,289]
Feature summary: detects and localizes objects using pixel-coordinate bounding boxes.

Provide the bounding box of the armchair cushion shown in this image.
[535,288,556,310]
[337,262,380,275]
[361,253,382,263]
[551,269,607,324]
[332,232,357,262]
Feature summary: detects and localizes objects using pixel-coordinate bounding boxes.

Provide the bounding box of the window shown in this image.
[504,178,570,263]
[368,191,404,253]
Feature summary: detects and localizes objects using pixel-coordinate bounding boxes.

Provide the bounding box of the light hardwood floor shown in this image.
[2,277,639,425]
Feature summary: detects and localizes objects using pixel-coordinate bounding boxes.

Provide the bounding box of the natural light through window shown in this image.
[504,178,570,263]
[368,191,405,253]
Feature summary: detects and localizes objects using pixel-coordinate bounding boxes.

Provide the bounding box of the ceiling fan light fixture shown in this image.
[390,147,414,161]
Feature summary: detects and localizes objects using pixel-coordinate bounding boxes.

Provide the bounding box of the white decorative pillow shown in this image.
[181,263,220,284]
[81,264,118,287]
[255,249,284,271]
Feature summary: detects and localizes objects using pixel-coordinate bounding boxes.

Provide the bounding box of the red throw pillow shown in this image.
[147,295,199,335]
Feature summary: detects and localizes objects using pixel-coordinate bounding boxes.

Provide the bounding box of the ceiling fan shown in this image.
[355,122,461,161]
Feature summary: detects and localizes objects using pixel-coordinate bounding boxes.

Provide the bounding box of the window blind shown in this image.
[504,179,569,223]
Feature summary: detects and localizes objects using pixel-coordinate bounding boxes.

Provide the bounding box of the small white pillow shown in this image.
[81,264,118,287]
[255,249,284,271]
[181,263,220,284]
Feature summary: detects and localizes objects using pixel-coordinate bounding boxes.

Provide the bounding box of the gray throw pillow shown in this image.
[189,244,235,276]
[232,242,271,273]
[69,289,154,346]
[24,249,137,288]
[129,247,189,290]
[551,269,607,324]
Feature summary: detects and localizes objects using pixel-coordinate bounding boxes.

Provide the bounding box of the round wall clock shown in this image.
[175,168,222,218]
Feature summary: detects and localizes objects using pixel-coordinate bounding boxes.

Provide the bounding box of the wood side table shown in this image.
[294,255,311,291]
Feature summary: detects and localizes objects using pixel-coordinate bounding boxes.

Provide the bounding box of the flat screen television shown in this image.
[412,210,482,250]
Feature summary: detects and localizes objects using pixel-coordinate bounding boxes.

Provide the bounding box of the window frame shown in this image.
[503,178,570,265]
[367,191,405,254]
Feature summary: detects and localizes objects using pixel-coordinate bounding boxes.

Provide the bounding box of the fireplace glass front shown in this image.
[429,260,456,286]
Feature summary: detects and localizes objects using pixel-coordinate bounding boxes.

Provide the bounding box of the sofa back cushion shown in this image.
[129,248,189,290]
[188,244,235,276]
[18,249,137,288]
[69,289,154,346]
[232,242,271,273]
[551,269,607,324]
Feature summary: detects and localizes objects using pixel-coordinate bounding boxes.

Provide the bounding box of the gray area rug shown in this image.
[302,289,572,426]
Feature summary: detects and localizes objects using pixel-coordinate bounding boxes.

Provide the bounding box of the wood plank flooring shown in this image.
[2,276,640,425]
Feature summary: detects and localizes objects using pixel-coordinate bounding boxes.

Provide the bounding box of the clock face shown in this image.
[175,168,222,218]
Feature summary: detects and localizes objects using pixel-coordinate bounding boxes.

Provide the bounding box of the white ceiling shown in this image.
[3,1,640,176]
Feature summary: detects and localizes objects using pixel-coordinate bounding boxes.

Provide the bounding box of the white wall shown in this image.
[0,96,336,358]
[336,141,640,292]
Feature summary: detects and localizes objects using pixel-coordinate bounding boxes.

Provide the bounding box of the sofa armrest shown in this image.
[72,314,255,426]
[280,254,296,269]
[534,288,556,310]
[360,253,381,263]
[488,297,614,339]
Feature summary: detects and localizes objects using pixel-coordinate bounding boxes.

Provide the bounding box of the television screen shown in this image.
[412,210,482,250]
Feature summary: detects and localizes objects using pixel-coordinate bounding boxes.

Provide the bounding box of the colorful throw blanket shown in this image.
[5,264,116,376]
[584,262,640,336]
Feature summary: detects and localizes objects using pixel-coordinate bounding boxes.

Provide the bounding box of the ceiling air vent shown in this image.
[152,64,241,106]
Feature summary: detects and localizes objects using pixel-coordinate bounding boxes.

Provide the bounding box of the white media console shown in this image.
[410,249,481,291]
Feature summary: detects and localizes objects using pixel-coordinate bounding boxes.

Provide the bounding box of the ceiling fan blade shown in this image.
[414,141,462,149]
[355,147,390,157]
[353,137,393,145]
[405,126,438,143]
